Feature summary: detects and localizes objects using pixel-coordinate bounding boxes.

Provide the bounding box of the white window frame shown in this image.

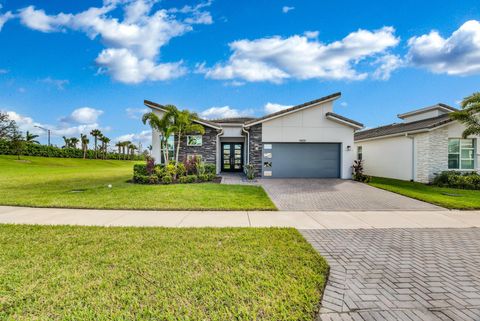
[187,135,203,146]
[357,146,363,161]
[448,138,475,170]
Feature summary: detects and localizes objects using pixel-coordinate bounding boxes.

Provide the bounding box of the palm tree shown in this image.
[99,136,110,159]
[80,134,89,159]
[129,143,137,160]
[90,129,102,159]
[142,109,175,164]
[450,92,480,138]
[70,137,79,149]
[124,141,132,160]
[62,136,71,148]
[25,131,39,144]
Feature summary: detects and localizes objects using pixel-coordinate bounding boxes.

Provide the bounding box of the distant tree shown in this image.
[115,141,122,157]
[62,136,71,148]
[80,134,89,159]
[90,129,102,159]
[0,112,17,140]
[123,141,132,160]
[128,143,137,160]
[25,131,40,144]
[450,92,480,138]
[11,129,25,160]
[70,137,79,149]
[99,135,110,159]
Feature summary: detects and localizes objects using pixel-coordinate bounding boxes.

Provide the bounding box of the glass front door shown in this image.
[221,143,244,172]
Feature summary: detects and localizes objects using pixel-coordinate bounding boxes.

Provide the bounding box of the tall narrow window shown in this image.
[448,138,475,170]
[160,135,175,164]
[357,146,363,160]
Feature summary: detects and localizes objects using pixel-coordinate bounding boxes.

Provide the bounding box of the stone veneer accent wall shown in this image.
[248,124,263,176]
[177,126,218,164]
[415,127,449,183]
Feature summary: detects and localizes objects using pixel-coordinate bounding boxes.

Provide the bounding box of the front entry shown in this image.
[221,143,244,172]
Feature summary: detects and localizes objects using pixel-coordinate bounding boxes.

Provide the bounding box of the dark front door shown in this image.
[221,143,244,172]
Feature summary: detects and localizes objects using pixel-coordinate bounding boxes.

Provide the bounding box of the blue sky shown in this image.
[0,0,479,148]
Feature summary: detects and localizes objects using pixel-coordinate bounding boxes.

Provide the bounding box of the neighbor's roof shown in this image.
[397,103,457,119]
[355,113,454,141]
[144,99,222,130]
[244,92,343,127]
[211,117,257,124]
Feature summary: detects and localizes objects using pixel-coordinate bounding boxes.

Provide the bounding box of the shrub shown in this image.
[148,175,159,184]
[204,163,216,175]
[133,174,150,184]
[162,175,173,184]
[183,157,197,175]
[245,164,256,180]
[352,160,371,183]
[146,156,155,175]
[176,162,186,177]
[198,174,209,182]
[186,175,198,183]
[433,171,480,190]
[178,176,189,184]
[165,162,177,178]
[133,164,148,176]
[196,158,206,176]
[206,173,216,181]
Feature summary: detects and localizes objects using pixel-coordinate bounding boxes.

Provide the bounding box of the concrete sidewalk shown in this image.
[0,206,479,229]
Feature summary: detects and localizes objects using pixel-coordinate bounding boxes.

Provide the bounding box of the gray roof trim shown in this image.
[144,100,222,130]
[326,112,364,129]
[243,92,342,127]
[397,103,457,119]
[355,113,454,141]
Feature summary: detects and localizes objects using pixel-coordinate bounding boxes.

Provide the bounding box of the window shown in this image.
[448,139,475,170]
[187,154,202,161]
[357,146,363,161]
[187,135,202,146]
[160,135,175,164]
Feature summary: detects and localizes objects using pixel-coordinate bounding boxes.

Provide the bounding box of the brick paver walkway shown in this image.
[301,228,480,321]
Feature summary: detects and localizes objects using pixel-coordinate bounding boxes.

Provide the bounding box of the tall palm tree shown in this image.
[70,137,79,149]
[62,136,71,148]
[115,141,122,159]
[124,141,132,160]
[80,134,89,159]
[450,92,480,138]
[128,143,137,160]
[90,129,102,159]
[99,136,110,159]
[142,109,175,164]
[25,131,39,144]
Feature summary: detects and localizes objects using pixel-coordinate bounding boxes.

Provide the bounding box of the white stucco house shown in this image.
[354,103,480,183]
[145,92,364,179]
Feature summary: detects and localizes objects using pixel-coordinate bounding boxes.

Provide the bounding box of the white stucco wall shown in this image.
[355,136,414,181]
[149,108,165,164]
[221,125,243,137]
[401,109,445,122]
[262,101,356,179]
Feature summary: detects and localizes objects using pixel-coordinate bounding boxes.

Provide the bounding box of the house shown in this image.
[354,103,480,183]
[145,92,363,179]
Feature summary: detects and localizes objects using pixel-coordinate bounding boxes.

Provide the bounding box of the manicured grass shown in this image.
[0,155,275,210]
[369,176,480,209]
[0,225,328,320]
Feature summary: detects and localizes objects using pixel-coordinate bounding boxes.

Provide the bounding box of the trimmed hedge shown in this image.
[0,140,143,160]
[433,171,480,190]
[133,162,217,185]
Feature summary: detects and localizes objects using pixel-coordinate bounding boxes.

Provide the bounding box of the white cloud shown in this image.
[340,102,348,107]
[17,1,213,83]
[200,27,400,83]
[372,54,403,80]
[282,6,295,13]
[264,103,292,114]
[200,106,251,119]
[407,20,480,75]
[0,9,13,31]
[116,129,151,146]
[61,107,104,124]
[304,30,319,39]
[40,77,69,90]
[126,107,149,119]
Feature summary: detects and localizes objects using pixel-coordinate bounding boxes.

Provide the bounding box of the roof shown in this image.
[211,117,257,124]
[244,92,342,127]
[144,100,222,130]
[355,113,454,141]
[326,112,364,129]
[397,103,457,119]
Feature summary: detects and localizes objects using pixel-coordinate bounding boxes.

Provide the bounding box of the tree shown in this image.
[62,136,71,148]
[80,134,89,159]
[70,137,79,149]
[142,110,175,164]
[25,131,40,144]
[90,129,102,159]
[99,136,110,159]
[10,129,25,160]
[124,141,132,160]
[0,112,17,140]
[129,143,137,160]
[115,141,122,157]
[450,92,480,138]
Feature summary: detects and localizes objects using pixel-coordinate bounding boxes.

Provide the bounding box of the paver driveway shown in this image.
[301,228,480,321]
[259,179,442,211]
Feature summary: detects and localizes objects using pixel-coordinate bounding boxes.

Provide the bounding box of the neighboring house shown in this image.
[355,104,480,183]
[145,92,363,179]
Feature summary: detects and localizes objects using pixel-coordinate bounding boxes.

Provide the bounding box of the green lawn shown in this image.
[369,176,480,209]
[0,225,328,321]
[0,155,275,210]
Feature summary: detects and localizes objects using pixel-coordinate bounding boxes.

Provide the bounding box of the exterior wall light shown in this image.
[346,145,351,151]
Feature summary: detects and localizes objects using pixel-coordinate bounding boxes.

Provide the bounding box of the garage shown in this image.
[262,143,341,178]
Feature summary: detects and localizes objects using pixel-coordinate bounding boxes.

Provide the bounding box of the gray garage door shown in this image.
[262,143,341,178]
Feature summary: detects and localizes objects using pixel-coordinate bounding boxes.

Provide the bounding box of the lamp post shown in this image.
[34,125,51,146]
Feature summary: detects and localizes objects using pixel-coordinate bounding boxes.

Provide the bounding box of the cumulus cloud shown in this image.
[304,30,319,39]
[199,27,400,83]
[264,103,292,114]
[40,77,69,90]
[282,6,295,13]
[17,1,213,83]
[60,107,104,124]
[126,107,149,119]
[200,106,252,119]
[407,20,480,76]
[0,9,13,31]
[116,129,151,146]
[372,54,403,80]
